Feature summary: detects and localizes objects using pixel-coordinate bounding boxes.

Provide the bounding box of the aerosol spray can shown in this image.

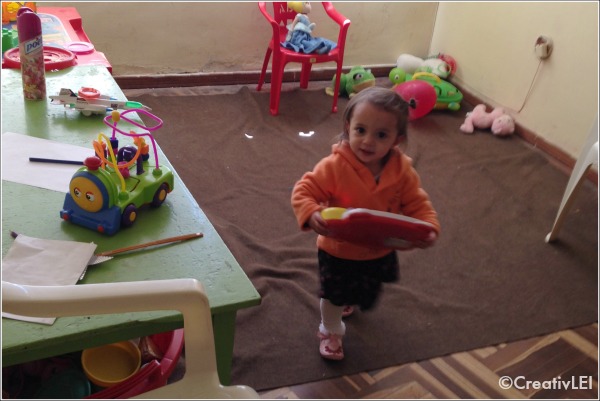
[16,7,46,100]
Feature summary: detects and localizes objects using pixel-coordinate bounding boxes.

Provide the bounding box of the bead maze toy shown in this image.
[60,109,174,235]
[50,87,151,116]
[321,207,436,250]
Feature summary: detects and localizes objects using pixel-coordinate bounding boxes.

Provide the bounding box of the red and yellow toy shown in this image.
[321,207,436,250]
[2,2,36,24]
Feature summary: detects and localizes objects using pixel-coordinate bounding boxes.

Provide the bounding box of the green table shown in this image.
[1,66,261,384]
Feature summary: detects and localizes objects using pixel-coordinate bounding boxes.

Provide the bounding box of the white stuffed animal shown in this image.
[460,104,515,136]
[396,54,451,79]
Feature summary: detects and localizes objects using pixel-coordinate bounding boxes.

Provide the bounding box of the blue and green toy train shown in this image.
[60,109,174,235]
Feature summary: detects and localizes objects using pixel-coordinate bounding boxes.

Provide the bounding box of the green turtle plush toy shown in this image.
[325,66,375,97]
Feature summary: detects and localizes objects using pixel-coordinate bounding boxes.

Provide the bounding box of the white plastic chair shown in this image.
[1,278,259,399]
[546,115,599,243]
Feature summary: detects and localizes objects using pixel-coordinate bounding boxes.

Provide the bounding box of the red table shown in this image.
[2,6,112,73]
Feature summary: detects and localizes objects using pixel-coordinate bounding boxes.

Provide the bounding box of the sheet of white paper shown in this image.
[2,234,97,325]
[1,132,96,193]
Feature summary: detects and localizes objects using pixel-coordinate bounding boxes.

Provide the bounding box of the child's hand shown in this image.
[308,211,330,236]
[413,231,437,249]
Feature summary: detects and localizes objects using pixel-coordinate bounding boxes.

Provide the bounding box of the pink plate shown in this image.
[3,45,76,71]
[65,41,95,55]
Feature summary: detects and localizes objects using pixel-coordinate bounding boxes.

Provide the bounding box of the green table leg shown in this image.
[212,311,237,385]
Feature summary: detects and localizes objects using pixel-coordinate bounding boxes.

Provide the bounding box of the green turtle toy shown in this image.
[325,66,376,98]
[389,67,463,111]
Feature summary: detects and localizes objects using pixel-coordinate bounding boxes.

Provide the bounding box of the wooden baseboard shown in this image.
[114,66,597,185]
[113,66,394,90]
[459,87,598,185]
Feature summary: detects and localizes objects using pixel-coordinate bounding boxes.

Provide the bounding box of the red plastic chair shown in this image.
[256,2,350,116]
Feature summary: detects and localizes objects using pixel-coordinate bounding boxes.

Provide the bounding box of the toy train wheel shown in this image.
[151,183,169,207]
[121,204,138,227]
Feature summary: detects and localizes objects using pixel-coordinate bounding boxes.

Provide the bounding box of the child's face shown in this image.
[346,102,401,171]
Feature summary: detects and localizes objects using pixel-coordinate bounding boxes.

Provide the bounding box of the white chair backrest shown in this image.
[1,279,259,399]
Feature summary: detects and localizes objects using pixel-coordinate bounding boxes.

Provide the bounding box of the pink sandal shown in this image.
[318,331,344,360]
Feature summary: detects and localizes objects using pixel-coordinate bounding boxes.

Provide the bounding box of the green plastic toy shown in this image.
[389,68,463,111]
[2,28,19,54]
[326,66,376,98]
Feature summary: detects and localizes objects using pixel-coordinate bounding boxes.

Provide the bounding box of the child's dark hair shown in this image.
[340,87,409,141]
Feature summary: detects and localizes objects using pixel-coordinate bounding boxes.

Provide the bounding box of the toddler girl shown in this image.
[291,86,440,360]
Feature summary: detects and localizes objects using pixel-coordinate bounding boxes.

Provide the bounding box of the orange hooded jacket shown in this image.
[291,141,440,260]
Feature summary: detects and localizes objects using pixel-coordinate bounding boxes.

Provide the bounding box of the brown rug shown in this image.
[131,86,598,391]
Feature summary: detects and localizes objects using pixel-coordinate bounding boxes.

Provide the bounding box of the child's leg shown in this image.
[318,298,345,360]
[319,298,346,335]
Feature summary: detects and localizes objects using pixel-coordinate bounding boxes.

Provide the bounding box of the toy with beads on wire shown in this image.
[59,109,174,235]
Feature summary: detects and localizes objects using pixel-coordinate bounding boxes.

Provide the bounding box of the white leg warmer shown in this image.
[319,298,346,336]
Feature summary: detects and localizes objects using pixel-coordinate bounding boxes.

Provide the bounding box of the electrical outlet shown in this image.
[535,35,553,60]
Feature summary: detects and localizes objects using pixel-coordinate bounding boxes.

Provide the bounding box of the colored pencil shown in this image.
[96,232,204,257]
[29,157,84,166]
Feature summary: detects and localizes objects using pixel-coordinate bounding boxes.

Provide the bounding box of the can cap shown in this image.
[16,7,41,42]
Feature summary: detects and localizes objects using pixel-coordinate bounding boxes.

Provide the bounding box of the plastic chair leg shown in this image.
[546,141,598,242]
[269,58,284,116]
[257,48,272,91]
[299,63,312,89]
[330,63,344,113]
[546,115,598,243]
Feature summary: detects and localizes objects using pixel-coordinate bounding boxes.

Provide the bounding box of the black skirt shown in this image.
[317,249,399,311]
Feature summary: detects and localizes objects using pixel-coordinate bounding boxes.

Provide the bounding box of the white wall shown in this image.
[44,2,436,74]
[430,2,598,162]
[42,1,599,161]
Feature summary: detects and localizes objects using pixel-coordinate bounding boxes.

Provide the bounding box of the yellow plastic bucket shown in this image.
[81,341,141,388]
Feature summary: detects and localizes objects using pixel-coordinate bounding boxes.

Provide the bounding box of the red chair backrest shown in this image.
[271,2,297,27]
[268,2,297,42]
